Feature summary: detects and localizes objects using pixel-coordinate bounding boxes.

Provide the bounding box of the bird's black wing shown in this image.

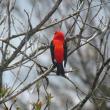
[64,41,67,67]
[50,41,55,65]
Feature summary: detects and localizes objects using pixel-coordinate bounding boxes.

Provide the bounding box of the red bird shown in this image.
[50,31,67,76]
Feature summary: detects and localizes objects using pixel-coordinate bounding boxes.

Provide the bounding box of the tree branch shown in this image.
[3,0,62,67]
[0,65,54,104]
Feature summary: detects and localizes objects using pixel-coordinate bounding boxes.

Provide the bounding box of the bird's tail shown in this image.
[56,63,65,76]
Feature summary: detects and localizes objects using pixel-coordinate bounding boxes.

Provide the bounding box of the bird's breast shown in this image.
[53,40,64,63]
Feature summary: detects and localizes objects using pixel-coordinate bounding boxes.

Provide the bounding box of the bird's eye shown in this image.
[54,31,58,35]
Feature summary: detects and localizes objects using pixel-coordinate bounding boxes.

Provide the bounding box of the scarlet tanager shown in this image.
[50,31,67,76]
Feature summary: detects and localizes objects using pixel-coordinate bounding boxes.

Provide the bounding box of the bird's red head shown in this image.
[53,31,64,41]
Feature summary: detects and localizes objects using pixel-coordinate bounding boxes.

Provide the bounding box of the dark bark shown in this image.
[0,68,3,95]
